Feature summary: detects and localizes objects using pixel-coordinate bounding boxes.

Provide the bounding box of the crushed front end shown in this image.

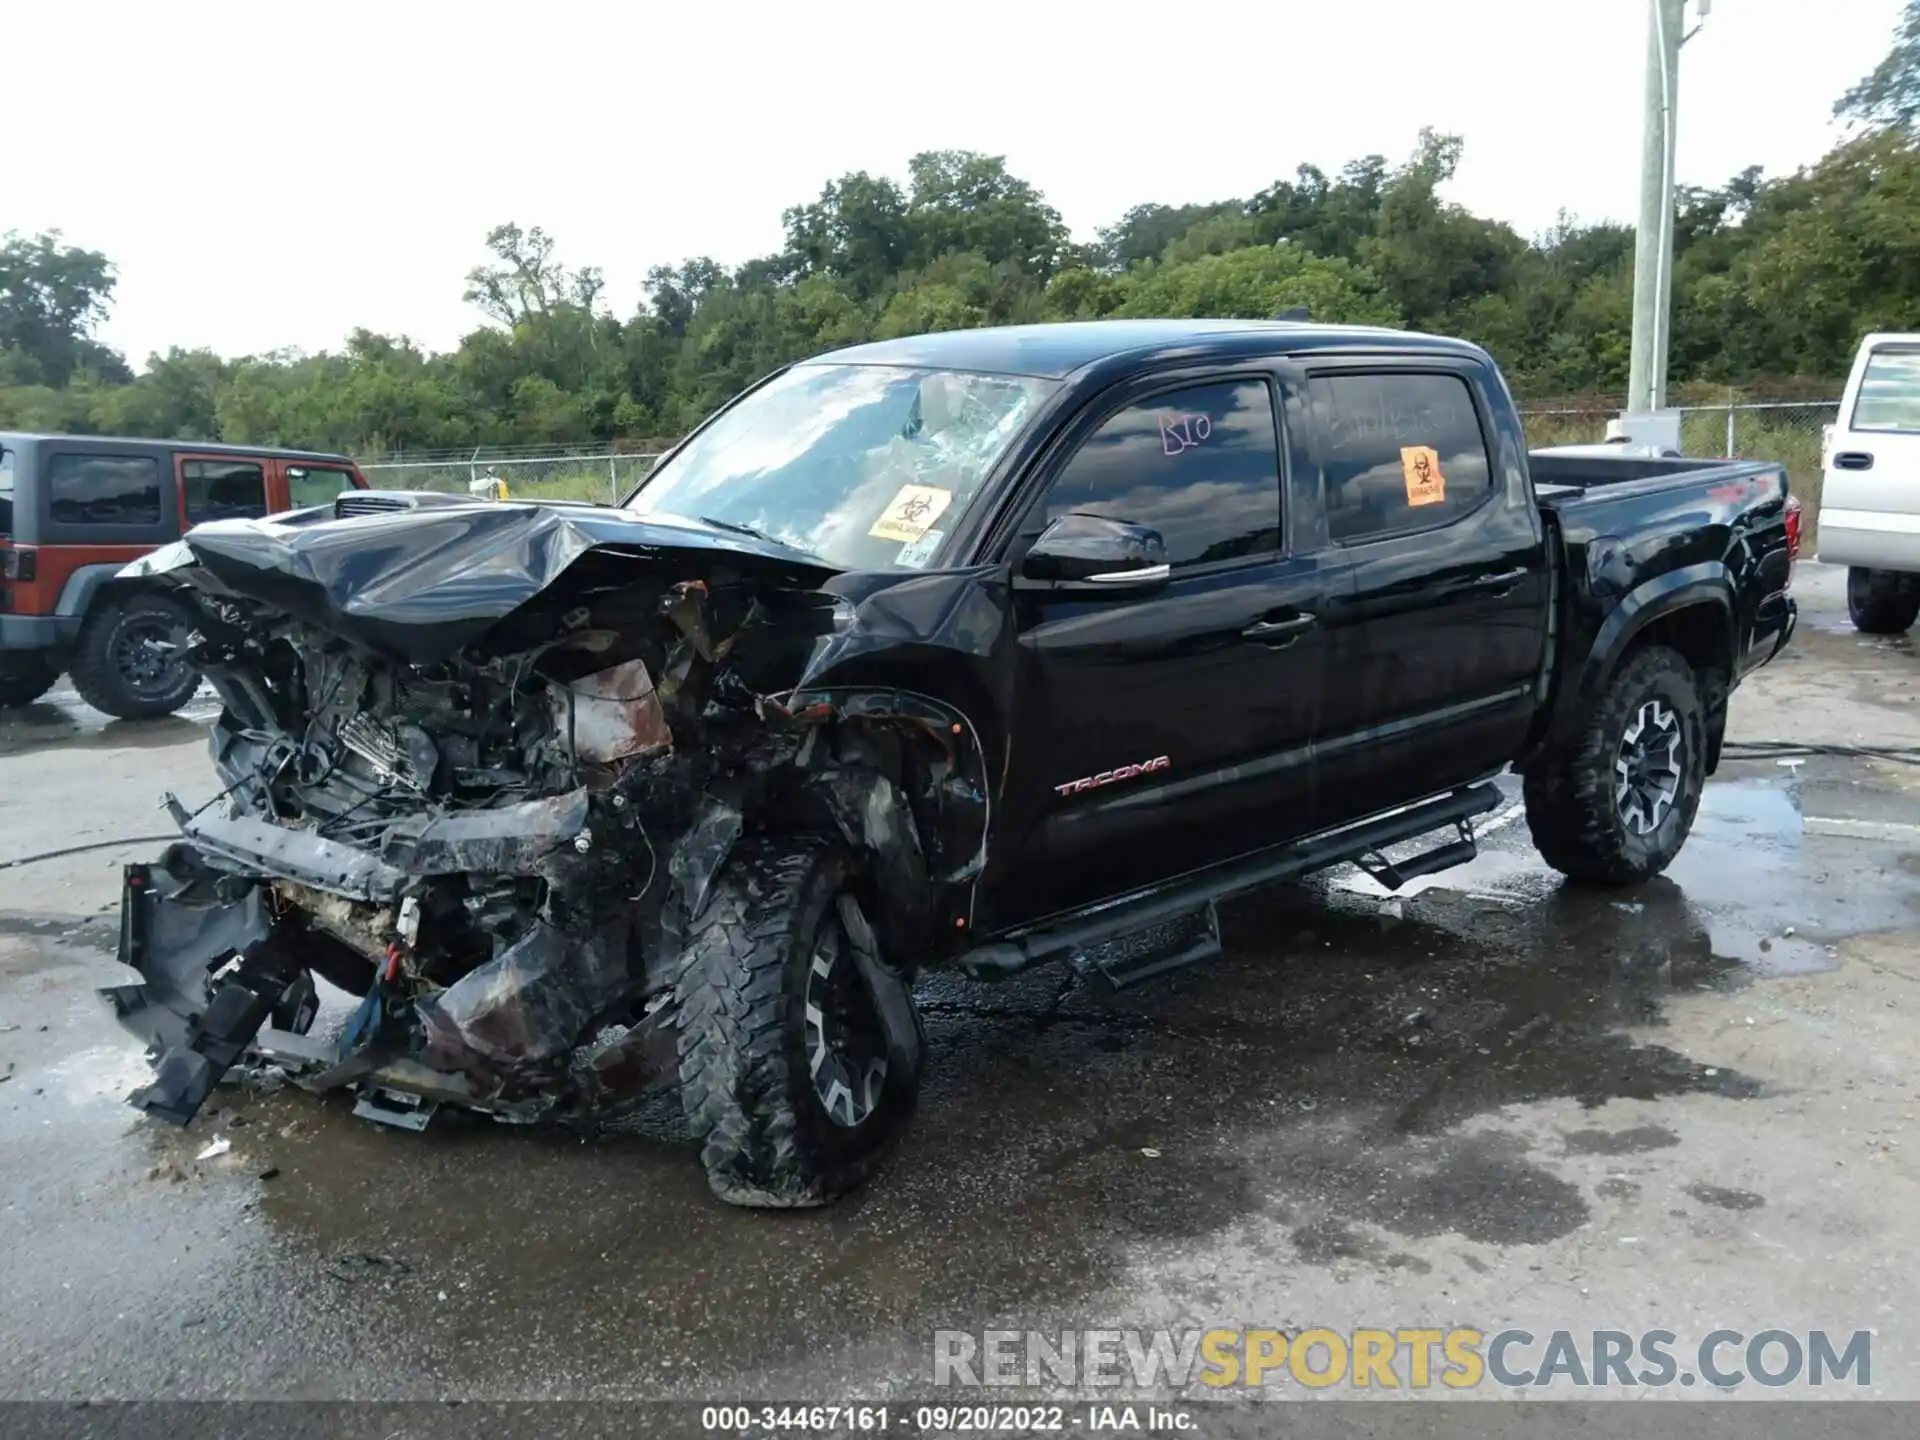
[102,502,1000,1133]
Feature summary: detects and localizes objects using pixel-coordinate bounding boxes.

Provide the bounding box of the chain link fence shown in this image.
[1518,399,1839,547]
[357,449,663,504]
[353,398,1843,539]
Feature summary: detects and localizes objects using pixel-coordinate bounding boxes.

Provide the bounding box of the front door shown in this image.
[983,373,1348,929]
[174,453,270,531]
[280,461,362,513]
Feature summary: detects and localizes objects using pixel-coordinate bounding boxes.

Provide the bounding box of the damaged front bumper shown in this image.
[104,800,681,1132]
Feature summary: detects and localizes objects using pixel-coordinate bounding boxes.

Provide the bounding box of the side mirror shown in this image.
[1019,513,1170,590]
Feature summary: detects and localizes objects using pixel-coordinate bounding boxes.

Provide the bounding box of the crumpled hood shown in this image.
[139,500,840,664]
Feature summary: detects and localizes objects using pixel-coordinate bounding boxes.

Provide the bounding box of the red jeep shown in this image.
[0,433,370,717]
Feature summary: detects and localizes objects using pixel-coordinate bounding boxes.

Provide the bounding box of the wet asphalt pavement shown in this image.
[3,561,1919,1404]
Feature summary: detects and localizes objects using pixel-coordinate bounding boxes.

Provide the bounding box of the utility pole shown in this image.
[1626,0,1687,418]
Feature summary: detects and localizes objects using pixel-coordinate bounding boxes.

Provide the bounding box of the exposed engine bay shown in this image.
[105,496,1005,1132]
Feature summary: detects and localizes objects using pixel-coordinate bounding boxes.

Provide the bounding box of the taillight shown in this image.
[1785,494,1803,562]
[0,546,34,581]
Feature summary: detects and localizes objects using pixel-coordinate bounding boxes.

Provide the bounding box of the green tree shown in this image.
[1837,0,1920,132]
[0,231,129,388]
[463,224,604,327]
[904,151,1071,278]
[783,173,912,299]
[1114,245,1400,326]
[1096,201,1245,270]
[1361,130,1527,330]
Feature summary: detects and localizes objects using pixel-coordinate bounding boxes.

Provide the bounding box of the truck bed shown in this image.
[1525,449,1797,704]
[1527,451,1750,493]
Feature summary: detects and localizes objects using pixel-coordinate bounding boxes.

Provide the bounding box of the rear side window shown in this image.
[0,447,14,536]
[286,465,355,510]
[1309,372,1494,544]
[1043,380,1281,567]
[1851,348,1920,432]
[182,459,268,523]
[48,453,162,526]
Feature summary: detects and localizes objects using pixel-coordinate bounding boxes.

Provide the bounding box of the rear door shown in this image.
[1301,362,1548,821]
[175,453,270,531]
[984,370,1350,928]
[1822,338,1920,572]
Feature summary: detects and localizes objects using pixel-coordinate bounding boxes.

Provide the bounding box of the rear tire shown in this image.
[1523,645,1707,887]
[70,594,201,719]
[674,834,918,1207]
[0,654,60,709]
[1846,567,1920,635]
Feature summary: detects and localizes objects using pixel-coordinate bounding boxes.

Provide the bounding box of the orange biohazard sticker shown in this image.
[869,484,954,543]
[1401,446,1446,507]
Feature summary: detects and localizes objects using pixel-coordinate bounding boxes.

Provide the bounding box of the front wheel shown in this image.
[70,594,202,719]
[673,835,920,1207]
[1847,567,1920,635]
[1523,645,1707,887]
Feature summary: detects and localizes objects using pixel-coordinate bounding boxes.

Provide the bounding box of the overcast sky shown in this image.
[10,0,1903,367]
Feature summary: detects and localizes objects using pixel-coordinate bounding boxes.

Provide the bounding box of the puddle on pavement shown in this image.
[1343,776,1915,980]
[17,769,1919,1388]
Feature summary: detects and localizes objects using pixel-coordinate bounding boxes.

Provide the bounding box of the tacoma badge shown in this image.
[1053,756,1171,798]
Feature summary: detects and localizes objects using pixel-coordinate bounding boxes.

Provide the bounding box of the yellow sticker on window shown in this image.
[869,484,953,542]
[1401,446,1446,507]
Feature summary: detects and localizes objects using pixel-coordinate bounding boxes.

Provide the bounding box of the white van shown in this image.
[1822,332,1920,633]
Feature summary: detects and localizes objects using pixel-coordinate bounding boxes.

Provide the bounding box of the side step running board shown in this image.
[1075,903,1222,989]
[1355,819,1479,891]
[961,782,1502,983]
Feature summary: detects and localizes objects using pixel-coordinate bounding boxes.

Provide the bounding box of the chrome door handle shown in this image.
[1242,613,1317,644]
[1473,567,1530,595]
[1086,563,1172,585]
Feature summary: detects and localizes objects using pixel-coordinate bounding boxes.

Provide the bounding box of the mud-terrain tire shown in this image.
[70,594,201,719]
[1847,566,1920,635]
[0,654,59,709]
[1523,645,1707,887]
[674,834,919,1207]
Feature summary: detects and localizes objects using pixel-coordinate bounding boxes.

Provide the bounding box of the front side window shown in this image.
[48,453,161,526]
[1852,347,1920,433]
[286,465,356,511]
[1309,372,1494,544]
[627,363,1056,571]
[182,459,267,524]
[1042,380,1282,567]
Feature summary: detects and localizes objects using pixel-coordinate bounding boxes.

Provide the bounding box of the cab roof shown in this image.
[0,431,352,464]
[805,319,1486,380]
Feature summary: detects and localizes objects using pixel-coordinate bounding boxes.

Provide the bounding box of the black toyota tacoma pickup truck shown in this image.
[102,320,1798,1206]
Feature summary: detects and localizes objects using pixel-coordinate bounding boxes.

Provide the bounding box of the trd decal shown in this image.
[1053,755,1171,798]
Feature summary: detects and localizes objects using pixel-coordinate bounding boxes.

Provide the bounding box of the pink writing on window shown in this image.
[1157,411,1213,455]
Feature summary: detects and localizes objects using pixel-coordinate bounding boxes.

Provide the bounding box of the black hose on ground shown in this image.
[0,835,179,872]
[1721,740,1920,764]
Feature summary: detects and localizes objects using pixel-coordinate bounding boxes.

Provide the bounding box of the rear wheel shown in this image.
[1846,567,1920,635]
[0,654,60,709]
[70,594,201,719]
[1523,645,1707,887]
[674,835,919,1207]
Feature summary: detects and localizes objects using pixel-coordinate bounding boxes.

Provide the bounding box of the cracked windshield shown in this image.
[625,362,1055,570]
